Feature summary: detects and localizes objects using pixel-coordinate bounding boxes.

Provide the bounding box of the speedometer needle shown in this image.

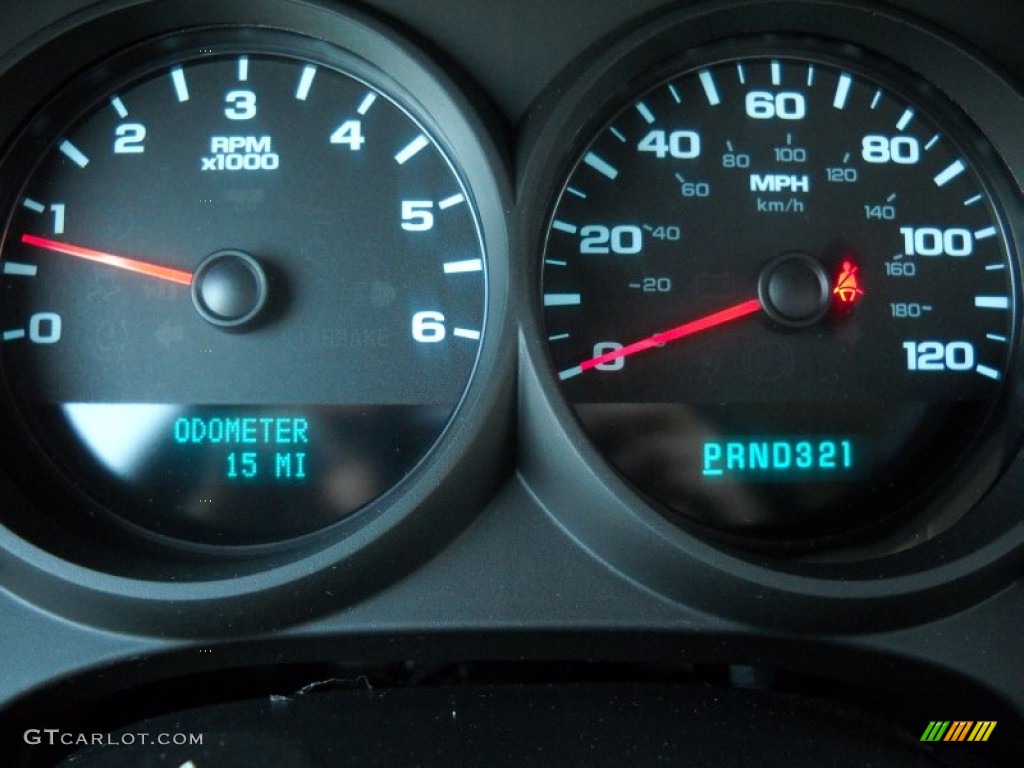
[559,298,762,380]
[21,234,193,286]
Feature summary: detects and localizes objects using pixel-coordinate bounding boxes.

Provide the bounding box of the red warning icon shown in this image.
[833,260,864,304]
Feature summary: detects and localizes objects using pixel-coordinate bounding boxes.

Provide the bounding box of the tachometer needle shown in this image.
[21,234,193,286]
[559,297,762,380]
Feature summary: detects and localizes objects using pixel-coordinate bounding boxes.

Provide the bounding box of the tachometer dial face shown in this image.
[541,43,1019,541]
[0,30,489,546]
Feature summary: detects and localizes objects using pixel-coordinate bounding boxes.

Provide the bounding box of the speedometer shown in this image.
[541,40,1020,543]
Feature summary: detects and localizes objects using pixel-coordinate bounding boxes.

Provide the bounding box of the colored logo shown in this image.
[921,721,996,742]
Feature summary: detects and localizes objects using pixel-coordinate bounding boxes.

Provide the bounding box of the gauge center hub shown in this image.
[191,249,268,329]
[758,253,831,327]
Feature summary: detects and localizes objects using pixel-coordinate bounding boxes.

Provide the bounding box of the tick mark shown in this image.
[357,92,377,115]
[295,65,317,100]
[976,364,1001,381]
[443,258,483,274]
[59,140,89,168]
[394,134,429,165]
[699,70,720,105]
[584,151,619,180]
[171,66,189,102]
[438,193,465,210]
[833,74,852,109]
[3,262,37,277]
[544,293,581,307]
[934,159,965,187]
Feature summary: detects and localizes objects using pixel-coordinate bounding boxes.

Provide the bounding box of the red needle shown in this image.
[21,234,193,286]
[560,298,762,380]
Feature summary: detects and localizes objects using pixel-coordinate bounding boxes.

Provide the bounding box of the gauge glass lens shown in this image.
[0,33,487,545]
[541,48,1017,539]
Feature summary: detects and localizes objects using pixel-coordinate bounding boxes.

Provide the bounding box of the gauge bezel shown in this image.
[1,29,493,548]
[539,38,1021,547]
[0,0,513,633]
[518,0,1024,630]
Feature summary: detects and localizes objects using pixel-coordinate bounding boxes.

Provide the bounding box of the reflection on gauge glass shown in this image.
[0,29,488,545]
[541,42,1019,541]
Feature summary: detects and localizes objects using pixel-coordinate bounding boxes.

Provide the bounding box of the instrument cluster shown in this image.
[0,0,1022,761]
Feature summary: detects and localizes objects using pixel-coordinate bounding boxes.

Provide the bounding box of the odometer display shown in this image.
[542,44,1018,540]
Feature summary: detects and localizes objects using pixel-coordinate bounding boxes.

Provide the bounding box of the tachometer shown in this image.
[0,27,493,546]
[541,40,1020,543]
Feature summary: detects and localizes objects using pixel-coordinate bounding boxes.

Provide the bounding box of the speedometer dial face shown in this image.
[541,43,1019,541]
[0,30,489,546]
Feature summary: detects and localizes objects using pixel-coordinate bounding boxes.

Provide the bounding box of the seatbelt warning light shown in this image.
[833,260,864,304]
